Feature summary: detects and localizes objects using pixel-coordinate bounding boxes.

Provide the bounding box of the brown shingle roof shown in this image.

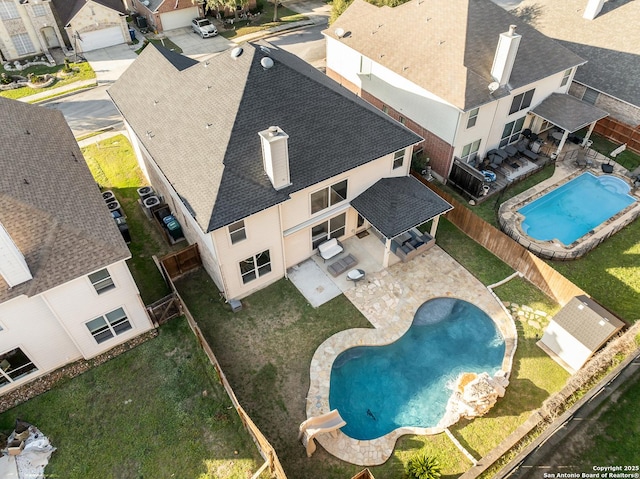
[327,0,585,111]
[51,0,125,26]
[0,98,130,303]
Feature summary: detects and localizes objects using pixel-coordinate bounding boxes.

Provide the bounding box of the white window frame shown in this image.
[460,139,481,164]
[560,68,572,87]
[86,307,132,344]
[0,347,38,388]
[392,149,404,169]
[239,250,271,284]
[467,108,479,128]
[0,1,19,20]
[382,105,389,115]
[509,89,535,115]
[11,33,35,56]
[88,268,115,294]
[31,4,47,16]
[311,212,346,250]
[310,179,348,215]
[500,117,526,147]
[228,220,246,245]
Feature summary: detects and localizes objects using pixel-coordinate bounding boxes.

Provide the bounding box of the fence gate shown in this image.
[160,243,201,281]
[146,293,182,326]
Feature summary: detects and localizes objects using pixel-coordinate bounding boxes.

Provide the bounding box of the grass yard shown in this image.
[218,4,308,39]
[81,134,181,303]
[0,318,265,478]
[0,61,95,100]
[582,131,640,171]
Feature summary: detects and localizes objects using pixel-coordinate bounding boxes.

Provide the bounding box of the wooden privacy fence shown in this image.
[160,243,201,281]
[146,293,182,326]
[594,117,640,154]
[413,173,585,305]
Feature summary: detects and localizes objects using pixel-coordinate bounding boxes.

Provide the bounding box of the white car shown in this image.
[191,18,218,38]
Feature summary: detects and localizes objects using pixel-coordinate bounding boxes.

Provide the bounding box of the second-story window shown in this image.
[0,1,19,20]
[228,220,246,244]
[310,180,347,215]
[89,268,115,294]
[32,4,47,16]
[393,150,404,169]
[467,108,479,128]
[560,68,572,87]
[509,89,535,115]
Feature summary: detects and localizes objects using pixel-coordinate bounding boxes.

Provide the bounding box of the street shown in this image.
[268,23,327,69]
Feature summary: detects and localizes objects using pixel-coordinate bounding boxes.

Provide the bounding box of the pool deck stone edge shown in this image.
[305,246,517,466]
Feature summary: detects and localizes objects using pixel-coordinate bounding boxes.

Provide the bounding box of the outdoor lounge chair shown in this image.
[489,154,504,169]
[575,150,588,168]
[504,145,518,158]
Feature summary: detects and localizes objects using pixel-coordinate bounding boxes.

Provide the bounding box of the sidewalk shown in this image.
[17,78,97,103]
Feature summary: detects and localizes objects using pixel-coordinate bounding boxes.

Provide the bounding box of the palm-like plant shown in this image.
[406,453,442,479]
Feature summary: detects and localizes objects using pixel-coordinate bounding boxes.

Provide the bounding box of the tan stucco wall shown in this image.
[66,0,127,53]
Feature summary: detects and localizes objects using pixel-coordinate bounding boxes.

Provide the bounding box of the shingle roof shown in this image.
[552,295,625,351]
[531,93,608,133]
[327,0,585,111]
[350,177,453,238]
[108,43,422,233]
[510,0,640,108]
[0,98,131,303]
[51,0,126,26]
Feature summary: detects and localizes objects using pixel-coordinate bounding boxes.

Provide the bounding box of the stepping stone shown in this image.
[528,319,541,329]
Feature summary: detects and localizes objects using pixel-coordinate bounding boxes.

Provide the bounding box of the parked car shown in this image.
[191,18,218,38]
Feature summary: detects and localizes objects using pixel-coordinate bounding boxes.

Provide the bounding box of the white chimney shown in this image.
[0,223,32,288]
[583,0,605,19]
[491,25,522,86]
[258,126,291,190]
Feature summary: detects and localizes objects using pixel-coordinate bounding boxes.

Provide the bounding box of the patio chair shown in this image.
[574,150,588,168]
[489,154,504,169]
[504,145,518,158]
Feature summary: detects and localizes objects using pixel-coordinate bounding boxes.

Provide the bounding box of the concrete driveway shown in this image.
[84,43,138,84]
[163,27,232,59]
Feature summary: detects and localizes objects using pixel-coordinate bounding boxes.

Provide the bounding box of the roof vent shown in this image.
[261,57,274,69]
[231,47,243,58]
[260,45,271,54]
[335,27,345,38]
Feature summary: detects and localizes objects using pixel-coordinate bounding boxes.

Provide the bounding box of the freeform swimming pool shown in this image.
[518,172,636,246]
[329,298,505,441]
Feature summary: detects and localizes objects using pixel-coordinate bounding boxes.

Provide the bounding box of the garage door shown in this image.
[79,26,125,52]
[161,6,199,31]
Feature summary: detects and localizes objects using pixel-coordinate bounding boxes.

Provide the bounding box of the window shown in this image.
[239,250,271,284]
[89,268,115,294]
[311,213,346,249]
[560,68,572,87]
[228,220,246,244]
[392,149,404,169]
[582,87,600,105]
[499,117,526,147]
[0,348,38,388]
[399,116,406,125]
[310,179,347,214]
[32,4,47,16]
[467,108,479,128]
[0,1,19,20]
[460,139,481,164]
[86,308,132,344]
[382,105,389,115]
[509,89,535,115]
[11,33,35,56]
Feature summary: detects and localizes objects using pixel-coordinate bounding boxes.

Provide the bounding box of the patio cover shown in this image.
[531,93,609,133]
[350,176,453,238]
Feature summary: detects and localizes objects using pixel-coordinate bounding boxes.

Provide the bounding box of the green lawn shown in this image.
[0,62,95,100]
[218,4,308,39]
[81,135,181,303]
[581,131,640,171]
[0,319,264,478]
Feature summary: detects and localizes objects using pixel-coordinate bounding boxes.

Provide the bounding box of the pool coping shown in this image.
[498,163,640,260]
[305,247,517,466]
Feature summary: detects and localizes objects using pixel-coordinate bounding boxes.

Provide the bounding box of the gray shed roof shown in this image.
[51,0,125,26]
[327,0,585,111]
[108,43,422,234]
[350,176,453,238]
[0,98,131,303]
[552,295,625,351]
[531,93,609,133]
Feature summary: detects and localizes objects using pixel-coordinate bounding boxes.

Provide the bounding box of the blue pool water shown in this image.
[519,172,635,246]
[329,298,505,440]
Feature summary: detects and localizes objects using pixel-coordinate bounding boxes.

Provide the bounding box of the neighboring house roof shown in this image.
[510,0,640,109]
[51,0,125,26]
[142,0,164,13]
[351,177,453,238]
[0,98,131,303]
[327,0,585,111]
[531,93,608,133]
[108,43,422,233]
[550,295,625,351]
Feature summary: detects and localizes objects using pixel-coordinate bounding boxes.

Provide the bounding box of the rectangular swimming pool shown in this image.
[518,172,636,246]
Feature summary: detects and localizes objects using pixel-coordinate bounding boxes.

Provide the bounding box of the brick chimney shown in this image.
[258,126,291,190]
[0,223,32,288]
[583,0,605,19]
[491,25,522,87]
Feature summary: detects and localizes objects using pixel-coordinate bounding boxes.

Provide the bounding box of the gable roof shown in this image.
[551,295,625,351]
[327,0,585,111]
[509,0,640,108]
[0,98,131,303]
[51,0,125,26]
[108,43,422,234]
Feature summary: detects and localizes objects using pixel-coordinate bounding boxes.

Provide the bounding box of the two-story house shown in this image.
[325,0,609,181]
[0,0,64,61]
[108,43,453,301]
[0,98,154,394]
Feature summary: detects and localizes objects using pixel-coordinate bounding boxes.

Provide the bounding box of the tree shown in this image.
[200,0,248,20]
[330,0,411,24]
[405,453,442,479]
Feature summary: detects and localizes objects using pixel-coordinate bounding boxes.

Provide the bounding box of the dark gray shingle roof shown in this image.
[531,93,608,133]
[108,43,422,233]
[327,0,585,111]
[51,0,125,25]
[0,98,131,303]
[552,295,625,351]
[350,176,453,238]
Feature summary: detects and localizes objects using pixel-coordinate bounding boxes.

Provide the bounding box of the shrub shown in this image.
[405,452,442,479]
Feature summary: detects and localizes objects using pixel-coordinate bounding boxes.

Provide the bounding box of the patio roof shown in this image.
[531,93,609,133]
[350,176,453,239]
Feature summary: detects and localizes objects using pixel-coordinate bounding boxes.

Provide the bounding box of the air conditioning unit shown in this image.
[102,190,115,203]
[137,186,154,201]
[106,200,122,217]
[143,195,160,210]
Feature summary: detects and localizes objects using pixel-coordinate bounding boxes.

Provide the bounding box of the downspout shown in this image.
[278,203,288,279]
[210,232,232,301]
